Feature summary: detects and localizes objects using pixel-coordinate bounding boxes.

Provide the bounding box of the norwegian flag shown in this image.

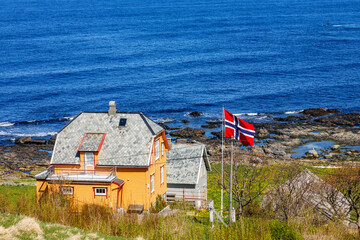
[224,109,255,146]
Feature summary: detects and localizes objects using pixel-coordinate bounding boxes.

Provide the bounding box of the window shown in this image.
[61,186,73,195]
[160,166,164,184]
[94,187,107,196]
[161,142,164,156]
[150,174,155,193]
[155,139,159,160]
[84,152,94,167]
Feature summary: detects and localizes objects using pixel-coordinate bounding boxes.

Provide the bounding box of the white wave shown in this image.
[0,122,15,127]
[234,113,259,116]
[284,110,302,114]
[246,113,258,116]
[62,116,75,121]
[0,131,57,137]
[155,117,174,123]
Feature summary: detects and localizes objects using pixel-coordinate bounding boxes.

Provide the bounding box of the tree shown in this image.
[218,150,271,220]
[325,167,360,235]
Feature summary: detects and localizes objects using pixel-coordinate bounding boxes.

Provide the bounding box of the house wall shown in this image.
[145,134,167,209]
[40,132,168,212]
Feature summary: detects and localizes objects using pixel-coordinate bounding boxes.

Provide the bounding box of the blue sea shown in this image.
[0,0,360,143]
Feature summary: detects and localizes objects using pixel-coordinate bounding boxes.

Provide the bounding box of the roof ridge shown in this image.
[139,113,155,135]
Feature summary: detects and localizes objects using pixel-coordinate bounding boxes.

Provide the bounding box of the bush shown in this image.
[150,195,168,213]
[269,219,303,240]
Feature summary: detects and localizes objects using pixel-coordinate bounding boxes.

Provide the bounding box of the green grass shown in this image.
[0,212,126,240]
[0,165,359,239]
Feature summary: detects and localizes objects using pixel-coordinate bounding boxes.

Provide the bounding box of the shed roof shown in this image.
[51,112,164,166]
[167,143,211,185]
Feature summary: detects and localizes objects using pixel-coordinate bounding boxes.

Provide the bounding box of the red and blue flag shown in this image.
[224,109,255,146]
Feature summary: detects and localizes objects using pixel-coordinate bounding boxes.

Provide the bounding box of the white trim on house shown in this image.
[155,139,159,160]
[150,174,155,193]
[160,165,164,184]
[148,136,155,166]
[94,187,107,196]
[196,148,205,185]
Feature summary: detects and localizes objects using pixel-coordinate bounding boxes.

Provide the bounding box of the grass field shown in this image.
[0,212,126,240]
[0,164,359,239]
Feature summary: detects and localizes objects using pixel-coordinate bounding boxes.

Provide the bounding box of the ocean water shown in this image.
[0,0,360,142]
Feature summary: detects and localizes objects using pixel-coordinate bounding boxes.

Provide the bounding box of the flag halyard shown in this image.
[224,109,255,146]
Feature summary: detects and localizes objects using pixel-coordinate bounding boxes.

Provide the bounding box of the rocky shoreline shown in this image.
[0,108,359,183]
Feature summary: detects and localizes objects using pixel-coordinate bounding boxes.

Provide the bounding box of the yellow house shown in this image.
[35,101,169,212]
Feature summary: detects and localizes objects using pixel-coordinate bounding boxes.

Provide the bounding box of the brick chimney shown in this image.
[108,101,117,115]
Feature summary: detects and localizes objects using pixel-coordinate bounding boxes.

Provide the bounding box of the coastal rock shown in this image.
[211,131,222,139]
[257,128,270,139]
[331,145,340,150]
[325,153,334,159]
[181,120,190,124]
[274,116,312,122]
[306,149,319,158]
[15,137,31,145]
[314,113,360,127]
[170,127,205,139]
[15,137,47,145]
[158,123,180,131]
[300,108,340,117]
[202,120,222,129]
[189,111,202,117]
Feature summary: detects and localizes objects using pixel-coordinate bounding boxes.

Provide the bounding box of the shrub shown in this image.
[269,219,303,240]
[150,195,168,213]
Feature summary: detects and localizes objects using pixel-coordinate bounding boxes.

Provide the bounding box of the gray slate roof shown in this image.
[167,143,211,185]
[79,133,105,152]
[51,112,163,166]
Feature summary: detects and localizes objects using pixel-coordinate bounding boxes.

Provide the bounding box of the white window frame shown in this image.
[61,186,73,195]
[161,142,164,156]
[155,139,159,160]
[84,152,94,167]
[160,165,164,184]
[150,174,155,193]
[94,187,107,196]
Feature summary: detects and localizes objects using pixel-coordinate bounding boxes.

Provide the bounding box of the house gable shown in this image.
[167,143,210,185]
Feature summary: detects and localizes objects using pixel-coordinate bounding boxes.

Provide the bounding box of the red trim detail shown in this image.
[96,133,106,152]
[78,133,88,152]
[161,131,170,150]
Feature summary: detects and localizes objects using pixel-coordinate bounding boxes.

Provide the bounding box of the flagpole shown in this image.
[229,139,233,224]
[221,106,224,217]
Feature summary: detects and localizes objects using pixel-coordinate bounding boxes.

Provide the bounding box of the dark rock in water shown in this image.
[201,124,216,129]
[314,113,360,127]
[170,127,205,138]
[15,137,46,145]
[189,111,202,117]
[211,131,222,139]
[158,123,180,131]
[15,137,31,145]
[48,135,57,144]
[300,108,340,117]
[202,120,222,129]
[274,116,312,122]
[181,120,190,124]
